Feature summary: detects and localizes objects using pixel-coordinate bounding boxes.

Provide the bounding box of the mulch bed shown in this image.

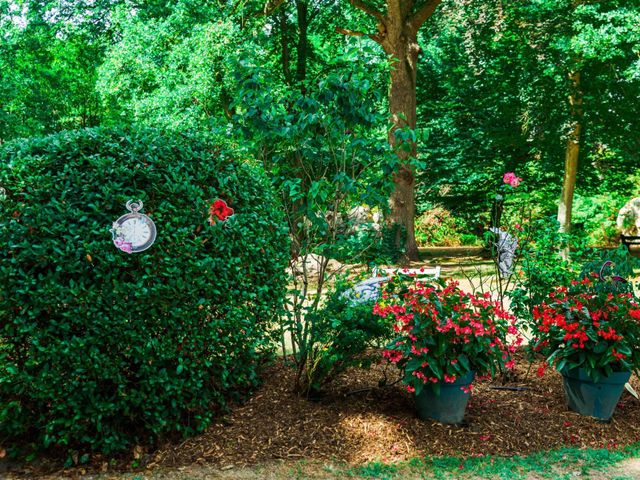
[6,354,640,478]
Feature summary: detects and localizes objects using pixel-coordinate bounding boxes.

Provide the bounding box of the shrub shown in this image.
[0,128,289,457]
[414,204,476,247]
[295,275,394,394]
[233,51,395,394]
[571,194,625,247]
[506,218,582,324]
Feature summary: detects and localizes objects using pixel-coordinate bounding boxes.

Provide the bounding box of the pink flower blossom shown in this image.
[114,238,133,254]
[503,172,522,188]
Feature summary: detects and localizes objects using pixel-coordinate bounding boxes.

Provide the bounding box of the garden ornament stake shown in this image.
[490,227,518,278]
[598,260,627,283]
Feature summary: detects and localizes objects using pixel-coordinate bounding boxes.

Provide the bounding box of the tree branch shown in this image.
[335,27,382,44]
[349,0,385,23]
[336,27,366,37]
[409,0,442,33]
[263,0,286,15]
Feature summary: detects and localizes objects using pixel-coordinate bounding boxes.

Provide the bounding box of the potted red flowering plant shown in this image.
[530,263,640,420]
[374,278,520,424]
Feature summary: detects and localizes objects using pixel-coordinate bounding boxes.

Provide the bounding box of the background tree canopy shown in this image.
[1,0,639,248]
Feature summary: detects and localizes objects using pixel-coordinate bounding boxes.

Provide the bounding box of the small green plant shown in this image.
[297,275,394,394]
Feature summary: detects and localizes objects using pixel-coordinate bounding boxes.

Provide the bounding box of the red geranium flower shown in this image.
[530,270,640,381]
[375,278,520,396]
[209,199,234,224]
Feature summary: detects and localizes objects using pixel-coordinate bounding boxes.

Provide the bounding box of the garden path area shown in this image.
[5,353,640,479]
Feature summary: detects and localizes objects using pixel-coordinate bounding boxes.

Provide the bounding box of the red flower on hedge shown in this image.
[209,199,234,225]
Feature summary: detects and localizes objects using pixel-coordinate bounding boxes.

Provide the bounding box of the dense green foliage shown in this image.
[0,0,639,464]
[2,0,638,244]
[299,275,394,394]
[417,0,640,241]
[0,128,289,456]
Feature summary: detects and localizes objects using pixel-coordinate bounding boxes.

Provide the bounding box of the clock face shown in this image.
[112,212,157,253]
[121,216,153,247]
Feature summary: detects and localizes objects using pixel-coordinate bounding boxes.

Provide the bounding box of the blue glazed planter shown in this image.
[415,371,474,424]
[560,367,631,421]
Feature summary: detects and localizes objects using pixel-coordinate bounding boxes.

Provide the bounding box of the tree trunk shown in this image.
[384,37,420,260]
[339,0,442,261]
[557,70,582,234]
[295,0,308,83]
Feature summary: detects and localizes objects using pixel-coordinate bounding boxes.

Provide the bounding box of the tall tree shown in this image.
[417,0,640,243]
[557,0,583,236]
[557,68,582,234]
[339,0,443,260]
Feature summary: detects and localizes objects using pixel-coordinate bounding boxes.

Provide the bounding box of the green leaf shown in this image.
[458,354,470,372]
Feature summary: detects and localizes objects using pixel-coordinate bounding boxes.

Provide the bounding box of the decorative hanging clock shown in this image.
[111,200,157,253]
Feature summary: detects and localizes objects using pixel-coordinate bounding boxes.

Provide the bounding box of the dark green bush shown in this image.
[0,128,289,457]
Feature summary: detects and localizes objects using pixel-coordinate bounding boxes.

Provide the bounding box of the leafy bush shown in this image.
[414,204,479,247]
[580,246,639,282]
[507,218,583,324]
[572,193,624,246]
[530,273,640,381]
[331,223,403,265]
[376,278,520,395]
[0,128,289,457]
[414,204,461,247]
[296,275,394,395]
[233,49,395,394]
[508,218,638,330]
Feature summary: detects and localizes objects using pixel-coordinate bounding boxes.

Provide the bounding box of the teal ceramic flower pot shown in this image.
[560,367,631,421]
[415,371,474,424]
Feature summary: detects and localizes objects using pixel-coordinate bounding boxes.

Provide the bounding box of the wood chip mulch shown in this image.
[149,356,640,468]
[5,354,640,477]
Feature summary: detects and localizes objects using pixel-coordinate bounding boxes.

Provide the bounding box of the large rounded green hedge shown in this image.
[0,128,289,456]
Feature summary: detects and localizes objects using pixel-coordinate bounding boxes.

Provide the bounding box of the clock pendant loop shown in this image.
[126,200,143,213]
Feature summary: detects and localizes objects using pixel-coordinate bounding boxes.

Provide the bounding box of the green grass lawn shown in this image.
[345,445,640,479]
[65,445,640,480]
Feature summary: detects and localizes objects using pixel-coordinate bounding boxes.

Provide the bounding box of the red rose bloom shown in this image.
[209,199,234,224]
